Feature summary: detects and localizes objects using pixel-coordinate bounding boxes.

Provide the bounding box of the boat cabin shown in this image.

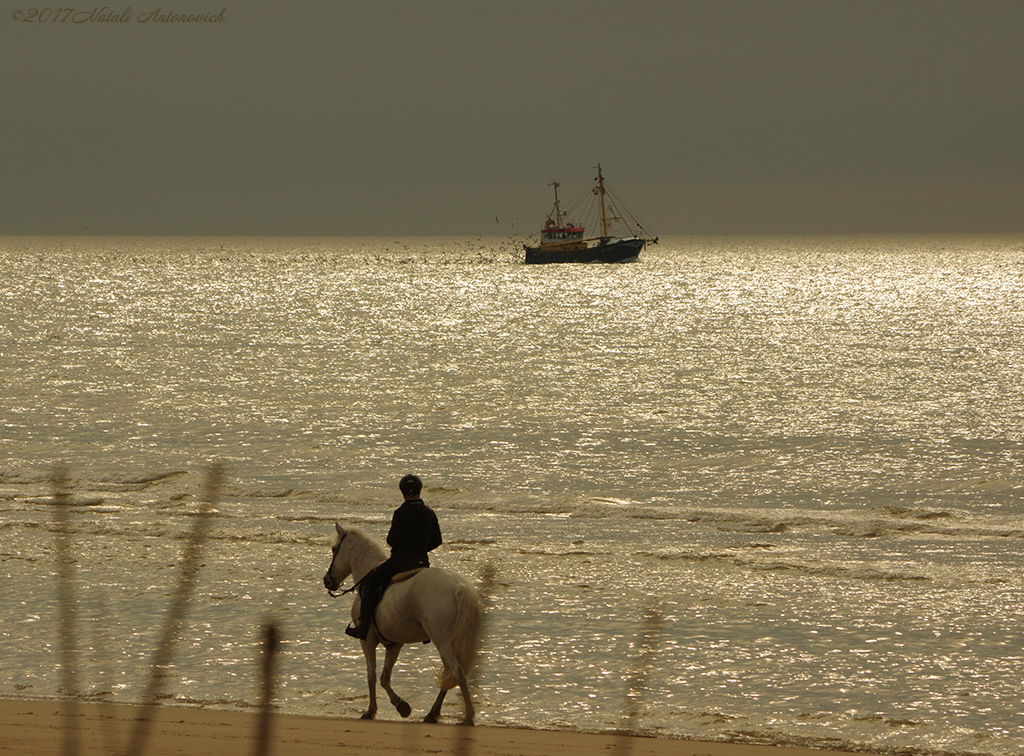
[540,218,586,250]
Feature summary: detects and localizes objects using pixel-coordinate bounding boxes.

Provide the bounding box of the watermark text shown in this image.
[11,7,227,23]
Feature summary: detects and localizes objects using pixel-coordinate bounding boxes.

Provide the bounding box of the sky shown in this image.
[2,0,1023,236]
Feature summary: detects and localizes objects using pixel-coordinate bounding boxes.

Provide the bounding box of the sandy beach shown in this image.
[0,697,861,756]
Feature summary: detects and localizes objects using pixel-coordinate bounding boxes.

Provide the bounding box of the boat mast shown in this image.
[549,181,564,226]
[596,164,610,239]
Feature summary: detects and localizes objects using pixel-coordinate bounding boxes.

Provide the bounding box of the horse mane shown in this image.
[335,524,387,563]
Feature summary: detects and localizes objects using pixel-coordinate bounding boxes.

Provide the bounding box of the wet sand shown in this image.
[0,697,861,756]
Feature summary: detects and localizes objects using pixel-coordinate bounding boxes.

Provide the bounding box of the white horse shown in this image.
[323,523,482,725]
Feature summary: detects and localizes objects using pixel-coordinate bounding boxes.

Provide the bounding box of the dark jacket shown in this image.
[386,498,442,570]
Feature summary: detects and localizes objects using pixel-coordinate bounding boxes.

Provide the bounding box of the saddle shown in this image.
[364,567,428,606]
[390,566,428,583]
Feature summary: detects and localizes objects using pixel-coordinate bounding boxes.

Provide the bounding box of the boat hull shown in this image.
[523,237,644,264]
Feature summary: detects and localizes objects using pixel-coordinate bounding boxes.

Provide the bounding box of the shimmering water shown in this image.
[2,234,1024,754]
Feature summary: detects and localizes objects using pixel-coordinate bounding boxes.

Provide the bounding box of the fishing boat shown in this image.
[523,164,657,264]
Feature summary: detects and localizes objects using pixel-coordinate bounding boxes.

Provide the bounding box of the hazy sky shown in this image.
[3,0,1023,236]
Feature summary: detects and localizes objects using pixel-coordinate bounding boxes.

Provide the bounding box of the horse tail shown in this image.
[438,582,482,691]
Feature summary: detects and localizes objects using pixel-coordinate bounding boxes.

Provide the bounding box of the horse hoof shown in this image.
[459,719,475,727]
[423,713,438,724]
[396,702,412,718]
[360,711,375,720]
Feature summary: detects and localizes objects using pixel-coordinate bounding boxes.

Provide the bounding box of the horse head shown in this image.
[323,522,352,592]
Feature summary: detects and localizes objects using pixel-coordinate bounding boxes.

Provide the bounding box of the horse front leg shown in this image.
[360,642,378,720]
[379,643,412,718]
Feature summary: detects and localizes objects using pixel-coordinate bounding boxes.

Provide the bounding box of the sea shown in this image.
[2,234,1024,755]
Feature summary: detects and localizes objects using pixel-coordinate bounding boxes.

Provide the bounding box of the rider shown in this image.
[345,474,442,639]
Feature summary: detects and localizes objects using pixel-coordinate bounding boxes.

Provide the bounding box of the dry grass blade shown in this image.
[124,463,221,756]
[254,621,281,756]
[616,599,663,756]
[52,463,79,756]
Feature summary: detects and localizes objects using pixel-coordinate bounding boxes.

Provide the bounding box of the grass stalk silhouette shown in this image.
[124,463,221,756]
[52,463,80,756]
[616,599,663,755]
[254,620,281,756]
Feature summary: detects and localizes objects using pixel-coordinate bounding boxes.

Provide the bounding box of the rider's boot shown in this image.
[345,620,369,639]
[345,588,375,639]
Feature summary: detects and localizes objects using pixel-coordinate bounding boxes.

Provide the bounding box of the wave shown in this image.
[6,465,1024,540]
[644,545,932,582]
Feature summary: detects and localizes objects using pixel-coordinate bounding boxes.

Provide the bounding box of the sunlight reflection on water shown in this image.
[2,235,1024,754]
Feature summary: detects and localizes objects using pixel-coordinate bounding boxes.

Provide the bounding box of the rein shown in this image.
[328,565,368,599]
[328,583,359,599]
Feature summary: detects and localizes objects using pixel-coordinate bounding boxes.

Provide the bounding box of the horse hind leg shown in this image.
[429,644,474,726]
[379,643,412,718]
[452,663,474,726]
[425,688,447,724]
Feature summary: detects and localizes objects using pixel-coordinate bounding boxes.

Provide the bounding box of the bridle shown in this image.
[326,532,362,599]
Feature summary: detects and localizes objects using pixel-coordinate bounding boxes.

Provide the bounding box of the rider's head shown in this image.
[399,474,422,499]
